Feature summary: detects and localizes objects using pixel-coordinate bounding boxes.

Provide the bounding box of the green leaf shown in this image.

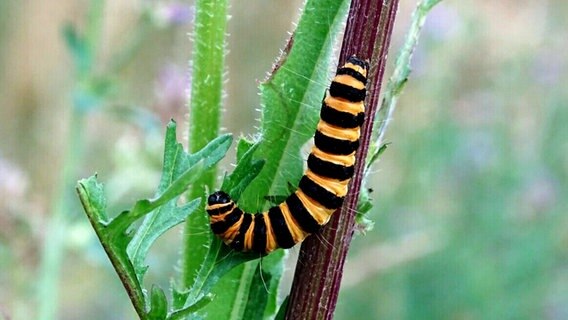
[77,174,108,222]
[193,263,255,319]
[192,251,285,320]
[108,126,231,237]
[355,188,375,235]
[264,182,299,205]
[62,23,90,75]
[124,122,230,281]
[235,137,256,162]
[107,160,205,238]
[178,238,257,310]
[274,296,289,320]
[128,199,201,279]
[77,176,146,317]
[260,250,286,319]
[367,142,390,169]
[264,195,288,206]
[62,0,105,79]
[242,263,272,320]
[221,141,265,200]
[148,286,168,320]
[169,294,213,320]
[238,0,350,211]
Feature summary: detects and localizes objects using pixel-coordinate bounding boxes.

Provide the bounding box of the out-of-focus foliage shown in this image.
[0,1,566,319]
[336,1,568,319]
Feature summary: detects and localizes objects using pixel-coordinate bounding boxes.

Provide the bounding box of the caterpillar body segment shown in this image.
[207,56,369,254]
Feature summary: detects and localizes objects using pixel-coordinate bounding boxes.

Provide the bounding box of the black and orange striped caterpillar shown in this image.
[206,56,369,254]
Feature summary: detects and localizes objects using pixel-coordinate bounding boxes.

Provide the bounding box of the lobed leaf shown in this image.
[235,137,256,162]
[221,140,265,200]
[128,199,201,279]
[78,121,232,318]
[77,176,145,317]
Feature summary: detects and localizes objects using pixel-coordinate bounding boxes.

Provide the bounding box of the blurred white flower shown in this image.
[0,157,29,209]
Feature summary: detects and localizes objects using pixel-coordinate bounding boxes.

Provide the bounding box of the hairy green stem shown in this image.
[181,0,229,288]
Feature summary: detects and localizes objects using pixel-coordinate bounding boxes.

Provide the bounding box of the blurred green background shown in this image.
[0,1,566,319]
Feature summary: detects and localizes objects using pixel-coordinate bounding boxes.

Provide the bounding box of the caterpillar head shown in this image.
[207,191,232,206]
[346,56,370,76]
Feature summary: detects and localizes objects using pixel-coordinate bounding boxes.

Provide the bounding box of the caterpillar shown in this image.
[206,56,369,254]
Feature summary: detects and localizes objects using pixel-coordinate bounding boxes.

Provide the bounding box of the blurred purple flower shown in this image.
[423,4,460,41]
[459,131,498,173]
[410,4,460,76]
[153,64,189,122]
[0,156,30,234]
[523,173,558,215]
[0,157,28,202]
[533,49,565,86]
[153,2,194,27]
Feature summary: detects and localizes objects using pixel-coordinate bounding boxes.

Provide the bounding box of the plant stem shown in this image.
[36,1,106,317]
[285,0,400,318]
[181,0,228,288]
[37,109,85,320]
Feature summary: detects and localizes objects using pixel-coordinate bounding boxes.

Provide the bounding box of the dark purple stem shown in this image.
[285,0,400,319]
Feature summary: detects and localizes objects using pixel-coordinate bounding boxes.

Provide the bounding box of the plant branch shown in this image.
[285,0,400,319]
[36,1,105,318]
